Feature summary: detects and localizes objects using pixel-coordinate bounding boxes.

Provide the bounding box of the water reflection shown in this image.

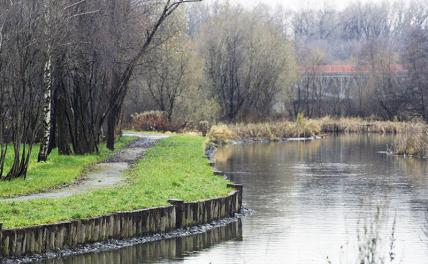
[212,135,428,263]
[46,135,428,263]
[37,220,242,264]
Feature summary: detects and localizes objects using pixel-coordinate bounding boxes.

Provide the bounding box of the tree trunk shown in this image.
[47,87,57,154]
[106,108,118,151]
[38,52,52,162]
[38,1,53,162]
[56,90,72,155]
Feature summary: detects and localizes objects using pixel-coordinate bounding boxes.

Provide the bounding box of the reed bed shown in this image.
[392,122,428,158]
[319,117,407,134]
[207,116,428,147]
[207,115,321,145]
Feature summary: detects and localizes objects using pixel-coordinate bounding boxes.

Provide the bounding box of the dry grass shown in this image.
[207,114,321,145]
[392,122,428,158]
[319,116,407,134]
[207,124,237,145]
[207,116,428,147]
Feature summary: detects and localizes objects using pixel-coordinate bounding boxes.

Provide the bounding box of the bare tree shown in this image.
[200,5,293,121]
[142,23,191,121]
[405,27,428,121]
[0,0,44,179]
[105,0,202,150]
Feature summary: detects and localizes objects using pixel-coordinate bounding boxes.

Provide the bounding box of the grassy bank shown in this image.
[0,135,231,228]
[0,137,135,198]
[207,117,425,145]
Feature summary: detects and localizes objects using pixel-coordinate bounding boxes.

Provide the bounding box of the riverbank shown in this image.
[0,188,242,259]
[0,135,232,229]
[0,135,242,259]
[207,117,427,146]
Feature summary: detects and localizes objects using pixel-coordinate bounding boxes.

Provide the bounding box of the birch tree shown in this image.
[37,0,54,162]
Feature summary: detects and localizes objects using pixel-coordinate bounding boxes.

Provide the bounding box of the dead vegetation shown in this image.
[206,116,428,149]
[392,122,428,158]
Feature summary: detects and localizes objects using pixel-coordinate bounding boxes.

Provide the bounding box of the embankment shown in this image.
[0,185,242,258]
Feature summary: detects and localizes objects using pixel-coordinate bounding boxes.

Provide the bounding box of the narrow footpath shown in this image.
[2,133,168,202]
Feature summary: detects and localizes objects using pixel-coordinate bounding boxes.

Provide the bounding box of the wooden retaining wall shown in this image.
[41,219,242,264]
[0,185,242,258]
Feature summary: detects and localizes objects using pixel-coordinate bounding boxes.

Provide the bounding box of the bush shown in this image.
[130,111,168,131]
[207,124,236,145]
[289,113,321,138]
[393,122,428,158]
[198,121,210,137]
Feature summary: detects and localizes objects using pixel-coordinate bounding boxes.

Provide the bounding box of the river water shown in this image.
[41,135,428,264]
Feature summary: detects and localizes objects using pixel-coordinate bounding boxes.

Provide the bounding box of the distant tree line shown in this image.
[289,0,428,120]
[126,0,428,124]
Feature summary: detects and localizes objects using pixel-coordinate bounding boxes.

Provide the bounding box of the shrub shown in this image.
[130,111,168,131]
[207,124,236,145]
[288,113,321,138]
[393,122,428,158]
[198,121,210,137]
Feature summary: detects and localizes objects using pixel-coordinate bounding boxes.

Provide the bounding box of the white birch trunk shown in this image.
[38,49,52,162]
[38,1,53,162]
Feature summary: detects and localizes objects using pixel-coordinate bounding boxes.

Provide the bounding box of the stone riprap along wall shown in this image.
[0,186,242,258]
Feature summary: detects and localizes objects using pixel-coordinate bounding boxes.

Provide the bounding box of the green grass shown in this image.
[0,135,232,228]
[0,137,135,198]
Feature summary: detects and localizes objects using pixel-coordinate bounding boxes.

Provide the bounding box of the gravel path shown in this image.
[1,133,168,202]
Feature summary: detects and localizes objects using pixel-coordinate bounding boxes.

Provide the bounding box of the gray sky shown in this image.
[228,0,386,10]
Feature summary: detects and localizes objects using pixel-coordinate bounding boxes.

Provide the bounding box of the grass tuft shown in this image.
[392,122,428,158]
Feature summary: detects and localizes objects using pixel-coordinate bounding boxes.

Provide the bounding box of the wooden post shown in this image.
[213,170,225,176]
[0,223,2,258]
[227,184,243,210]
[168,199,184,229]
[227,183,243,193]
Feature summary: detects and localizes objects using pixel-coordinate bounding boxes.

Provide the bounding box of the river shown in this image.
[38,135,428,264]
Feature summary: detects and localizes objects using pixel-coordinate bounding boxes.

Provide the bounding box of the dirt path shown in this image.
[2,133,168,202]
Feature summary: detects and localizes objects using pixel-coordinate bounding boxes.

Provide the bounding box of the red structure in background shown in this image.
[299,64,408,74]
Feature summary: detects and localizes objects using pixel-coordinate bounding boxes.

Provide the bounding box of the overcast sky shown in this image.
[223,0,388,10]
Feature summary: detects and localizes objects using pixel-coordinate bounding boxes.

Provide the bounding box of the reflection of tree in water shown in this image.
[215,141,321,191]
[215,140,322,168]
[215,135,427,263]
[38,220,242,264]
[396,157,428,187]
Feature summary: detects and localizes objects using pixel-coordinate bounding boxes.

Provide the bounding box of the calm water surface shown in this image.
[45,135,428,263]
